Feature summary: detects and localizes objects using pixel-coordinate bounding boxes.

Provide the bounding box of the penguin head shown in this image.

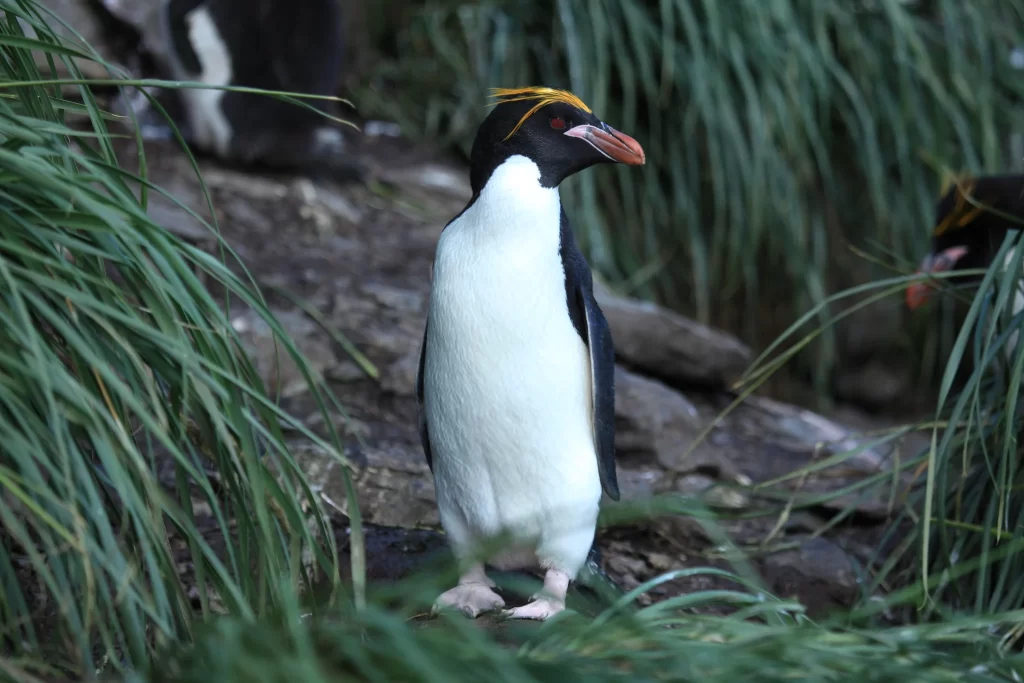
[906,174,1024,310]
[468,87,645,194]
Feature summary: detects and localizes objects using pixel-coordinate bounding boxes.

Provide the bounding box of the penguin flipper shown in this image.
[558,208,620,501]
[415,321,433,473]
[580,281,620,501]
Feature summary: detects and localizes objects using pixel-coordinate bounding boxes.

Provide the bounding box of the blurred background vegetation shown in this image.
[3,0,1024,680]
[351,0,1024,412]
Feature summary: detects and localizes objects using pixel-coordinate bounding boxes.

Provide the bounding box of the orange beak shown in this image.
[564,123,646,165]
[905,245,969,310]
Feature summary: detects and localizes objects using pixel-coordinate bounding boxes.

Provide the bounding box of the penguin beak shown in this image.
[906,245,969,310]
[564,122,646,165]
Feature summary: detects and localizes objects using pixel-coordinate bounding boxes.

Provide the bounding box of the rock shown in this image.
[30,0,114,79]
[646,552,674,571]
[146,192,213,245]
[612,366,909,517]
[231,309,337,398]
[379,163,472,200]
[733,394,891,472]
[614,366,741,480]
[295,178,365,228]
[201,168,290,200]
[593,279,752,389]
[294,443,438,529]
[836,301,905,360]
[327,360,370,383]
[360,281,424,313]
[759,536,859,618]
[674,474,750,509]
[835,359,911,411]
[380,352,419,397]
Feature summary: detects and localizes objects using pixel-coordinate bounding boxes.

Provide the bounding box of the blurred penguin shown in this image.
[99,0,361,178]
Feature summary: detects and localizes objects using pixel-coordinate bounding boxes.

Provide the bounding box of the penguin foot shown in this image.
[501,567,570,621]
[501,596,565,621]
[430,583,505,618]
[431,563,504,618]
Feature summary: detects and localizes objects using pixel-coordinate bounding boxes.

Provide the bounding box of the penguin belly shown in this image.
[423,159,602,579]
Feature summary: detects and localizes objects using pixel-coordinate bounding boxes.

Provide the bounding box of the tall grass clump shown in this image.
[0,1,355,677]
[867,231,1024,624]
[357,0,1024,399]
[727,217,1024,630]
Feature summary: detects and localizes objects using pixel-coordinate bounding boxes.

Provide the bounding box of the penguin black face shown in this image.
[906,174,1024,310]
[468,87,646,194]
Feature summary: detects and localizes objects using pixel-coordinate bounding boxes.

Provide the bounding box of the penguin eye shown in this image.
[549,116,566,130]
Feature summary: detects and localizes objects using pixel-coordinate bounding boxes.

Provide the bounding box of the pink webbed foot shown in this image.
[502,596,565,620]
[501,568,570,621]
[431,564,504,619]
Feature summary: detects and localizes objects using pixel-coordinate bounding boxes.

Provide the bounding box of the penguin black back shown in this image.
[101,0,355,175]
[166,0,343,123]
[930,174,1024,271]
[163,0,346,167]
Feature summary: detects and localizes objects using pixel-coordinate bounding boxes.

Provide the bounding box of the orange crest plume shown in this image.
[933,174,979,238]
[489,87,593,141]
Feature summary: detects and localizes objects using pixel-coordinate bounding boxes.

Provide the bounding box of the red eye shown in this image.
[550,116,566,130]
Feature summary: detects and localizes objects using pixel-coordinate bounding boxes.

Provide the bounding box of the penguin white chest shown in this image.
[423,156,601,572]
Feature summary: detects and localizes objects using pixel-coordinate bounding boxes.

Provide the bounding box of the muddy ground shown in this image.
[96,118,933,624]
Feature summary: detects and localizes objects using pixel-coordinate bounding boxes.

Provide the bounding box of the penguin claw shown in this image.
[500,597,566,621]
[430,583,505,619]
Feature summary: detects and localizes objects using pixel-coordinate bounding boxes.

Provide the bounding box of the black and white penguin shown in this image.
[906,174,1024,310]
[416,87,645,621]
[99,0,354,174]
[906,173,1024,355]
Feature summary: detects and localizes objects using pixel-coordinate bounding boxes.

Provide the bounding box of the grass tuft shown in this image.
[0,0,360,677]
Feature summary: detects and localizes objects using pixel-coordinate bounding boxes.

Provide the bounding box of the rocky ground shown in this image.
[99,120,932,622]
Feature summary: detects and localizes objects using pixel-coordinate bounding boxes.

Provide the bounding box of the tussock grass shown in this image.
[147,593,1024,683]
[732,232,1024,629]
[0,0,358,677]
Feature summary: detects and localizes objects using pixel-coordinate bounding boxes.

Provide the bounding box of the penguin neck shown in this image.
[464,155,563,239]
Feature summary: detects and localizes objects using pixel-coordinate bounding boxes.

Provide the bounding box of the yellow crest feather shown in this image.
[933,174,976,237]
[489,87,593,141]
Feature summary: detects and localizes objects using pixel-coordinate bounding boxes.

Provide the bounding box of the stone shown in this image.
[294,178,365,229]
[31,0,115,78]
[231,309,337,399]
[380,352,419,397]
[835,359,912,411]
[145,192,212,244]
[674,474,749,509]
[294,442,438,530]
[759,536,860,618]
[360,281,424,313]
[613,366,743,481]
[379,163,472,200]
[593,279,752,389]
